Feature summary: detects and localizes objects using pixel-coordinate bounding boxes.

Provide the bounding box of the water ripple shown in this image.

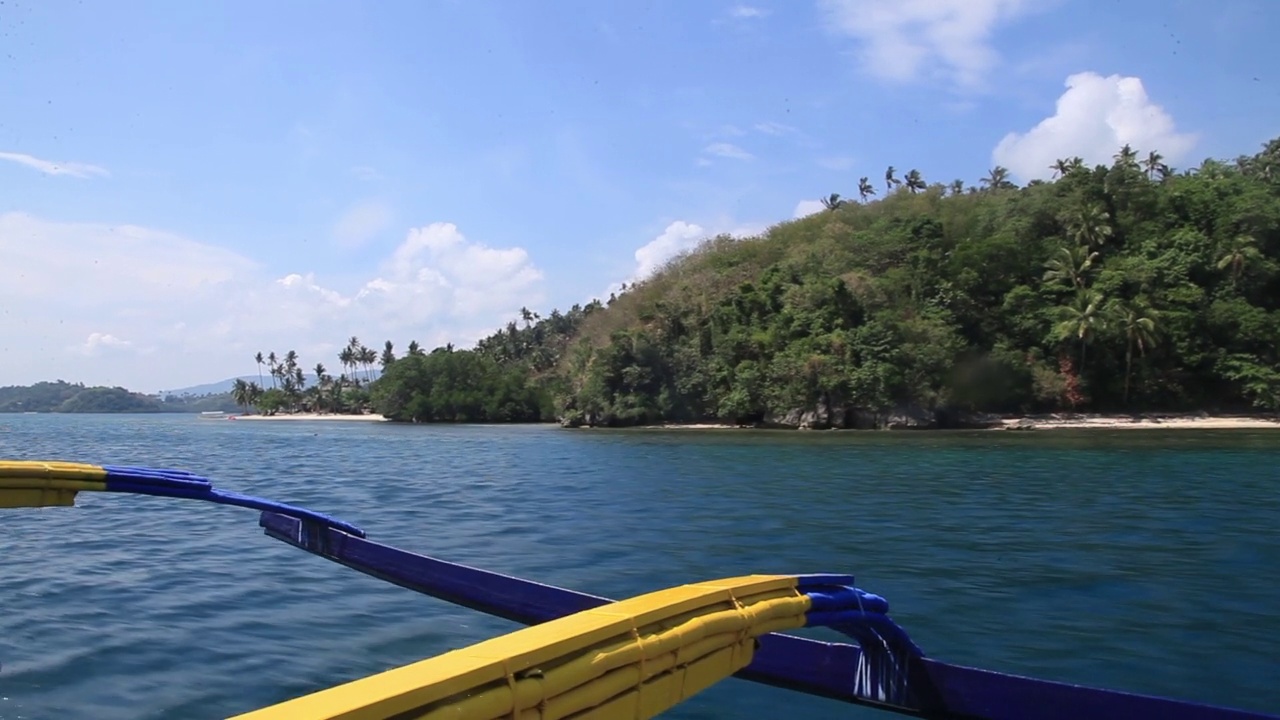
[2,417,1278,719]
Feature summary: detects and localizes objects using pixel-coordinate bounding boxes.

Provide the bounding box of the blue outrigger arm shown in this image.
[261,511,1276,720]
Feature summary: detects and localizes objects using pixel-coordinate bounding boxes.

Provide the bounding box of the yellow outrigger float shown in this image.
[3,460,1276,720]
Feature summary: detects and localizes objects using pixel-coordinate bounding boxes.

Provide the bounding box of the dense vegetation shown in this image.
[242,138,1280,428]
[549,141,1280,427]
[0,381,170,413]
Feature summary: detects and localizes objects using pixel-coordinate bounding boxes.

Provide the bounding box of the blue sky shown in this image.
[1,0,1277,392]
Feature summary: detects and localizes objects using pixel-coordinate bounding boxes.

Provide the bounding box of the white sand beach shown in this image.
[230,413,388,422]
[993,414,1280,430]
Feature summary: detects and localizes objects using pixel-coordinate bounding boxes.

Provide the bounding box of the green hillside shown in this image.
[0,381,162,413]
[0,380,240,414]
[345,139,1280,427]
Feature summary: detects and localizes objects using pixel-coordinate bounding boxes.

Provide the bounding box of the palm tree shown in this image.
[407,340,423,356]
[254,352,265,388]
[1216,235,1262,285]
[231,378,251,413]
[266,351,278,389]
[981,166,1014,191]
[1141,150,1166,180]
[313,363,327,412]
[820,193,847,211]
[361,345,378,382]
[1064,203,1113,248]
[857,177,876,202]
[1114,144,1139,170]
[381,340,396,368]
[903,169,925,193]
[1050,158,1072,179]
[339,346,356,384]
[1054,289,1108,369]
[1109,299,1159,405]
[949,179,965,196]
[1043,246,1100,289]
[884,166,900,193]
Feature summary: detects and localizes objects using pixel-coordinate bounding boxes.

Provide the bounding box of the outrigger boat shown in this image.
[2,460,1276,720]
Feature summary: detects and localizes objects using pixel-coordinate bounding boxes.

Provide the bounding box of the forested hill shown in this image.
[0,381,239,414]
[0,381,163,413]
[370,139,1280,427]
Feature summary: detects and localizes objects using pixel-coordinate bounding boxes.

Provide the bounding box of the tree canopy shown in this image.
[300,138,1280,427]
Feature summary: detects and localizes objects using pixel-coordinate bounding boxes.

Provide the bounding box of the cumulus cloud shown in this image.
[73,333,134,357]
[793,200,826,218]
[0,151,109,178]
[332,200,393,248]
[598,218,768,302]
[992,71,1198,182]
[0,213,544,391]
[818,0,1028,88]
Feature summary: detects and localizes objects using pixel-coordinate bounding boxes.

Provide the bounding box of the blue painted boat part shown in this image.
[260,511,1279,720]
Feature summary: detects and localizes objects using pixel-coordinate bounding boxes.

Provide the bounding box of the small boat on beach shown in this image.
[1,459,1275,720]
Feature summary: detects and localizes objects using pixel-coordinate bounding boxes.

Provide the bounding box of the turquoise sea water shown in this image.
[1,414,1278,719]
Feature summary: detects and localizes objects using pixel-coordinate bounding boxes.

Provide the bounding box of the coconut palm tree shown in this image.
[361,345,378,383]
[1216,235,1263,285]
[1064,203,1113,249]
[1050,158,1072,179]
[254,352,265,388]
[1114,144,1139,170]
[857,177,876,202]
[266,351,278,389]
[820,193,847,211]
[1043,246,1100,289]
[1054,289,1108,369]
[949,179,965,196]
[407,340,423,356]
[903,169,925,193]
[1142,150,1167,180]
[981,166,1014,191]
[1109,299,1159,405]
[884,166,901,193]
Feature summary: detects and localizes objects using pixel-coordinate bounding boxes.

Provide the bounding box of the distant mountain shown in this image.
[161,370,380,397]
[159,375,260,397]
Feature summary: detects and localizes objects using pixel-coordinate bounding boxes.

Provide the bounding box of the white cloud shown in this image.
[730,5,769,19]
[0,151,109,178]
[598,218,768,302]
[702,142,754,161]
[0,212,544,391]
[632,221,712,281]
[754,121,795,135]
[818,0,1028,88]
[793,200,826,218]
[992,71,1198,182]
[73,333,134,357]
[332,200,393,248]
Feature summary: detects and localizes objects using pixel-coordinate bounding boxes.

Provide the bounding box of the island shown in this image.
[214,139,1279,431]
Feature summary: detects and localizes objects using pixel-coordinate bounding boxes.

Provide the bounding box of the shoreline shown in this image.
[633,414,1280,431]
[230,413,388,422]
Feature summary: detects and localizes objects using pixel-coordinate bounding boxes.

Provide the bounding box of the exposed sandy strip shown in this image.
[228,413,387,422]
[993,415,1280,430]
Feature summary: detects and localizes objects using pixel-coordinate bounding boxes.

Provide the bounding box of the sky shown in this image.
[1,0,1277,393]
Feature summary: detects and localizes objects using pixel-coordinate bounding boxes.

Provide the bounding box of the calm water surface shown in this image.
[1,415,1278,719]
